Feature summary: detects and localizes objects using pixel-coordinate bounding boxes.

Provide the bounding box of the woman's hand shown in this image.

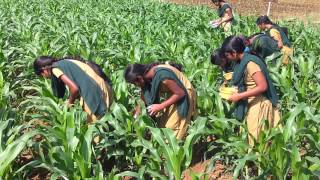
[147,104,164,116]
[228,71,268,102]
[145,79,186,117]
[228,92,243,103]
[60,74,79,105]
[153,79,185,115]
[65,100,74,108]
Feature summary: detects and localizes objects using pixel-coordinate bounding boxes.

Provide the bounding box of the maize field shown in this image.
[0,0,320,179]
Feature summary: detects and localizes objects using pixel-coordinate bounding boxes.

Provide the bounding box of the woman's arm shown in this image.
[59,74,79,105]
[147,79,186,116]
[229,71,267,103]
[270,29,284,49]
[218,8,233,24]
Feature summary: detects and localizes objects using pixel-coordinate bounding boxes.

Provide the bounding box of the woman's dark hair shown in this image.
[34,56,56,75]
[210,48,225,66]
[124,64,149,84]
[221,35,246,54]
[85,61,113,87]
[124,62,183,84]
[256,15,273,25]
[165,62,183,72]
[34,55,112,86]
[210,48,235,72]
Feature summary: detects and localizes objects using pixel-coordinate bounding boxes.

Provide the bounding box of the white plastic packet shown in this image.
[209,21,219,28]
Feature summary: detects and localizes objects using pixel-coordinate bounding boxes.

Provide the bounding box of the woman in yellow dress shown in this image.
[256,15,293,65]
[124,62,197,140]
[221,36,280,145]
[33,56,113,123]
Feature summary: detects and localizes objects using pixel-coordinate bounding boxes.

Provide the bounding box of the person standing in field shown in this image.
[245,33,281,64]
[256,15,293,65]
[124,62,197,140]
[221,36,280,145]
[210,0,235,35]
[33,56,113,123]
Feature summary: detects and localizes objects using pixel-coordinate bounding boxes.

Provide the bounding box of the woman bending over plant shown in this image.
[33,56,113,123]
[256,15,293,65]
[210,0,235,35]
[124,62,197,140]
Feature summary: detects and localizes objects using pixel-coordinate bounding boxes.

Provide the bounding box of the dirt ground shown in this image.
[182,160,233,180]
[166,0,320,23]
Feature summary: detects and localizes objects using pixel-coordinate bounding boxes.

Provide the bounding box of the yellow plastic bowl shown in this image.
[223,72,233,81]
[219,86,237,100]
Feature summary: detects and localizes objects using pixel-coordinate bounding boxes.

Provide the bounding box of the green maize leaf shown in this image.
[233,154,257,179]
[283,103,306,142]
[0,131,37,176]
[0,120,10,152]
[183,118,207,167]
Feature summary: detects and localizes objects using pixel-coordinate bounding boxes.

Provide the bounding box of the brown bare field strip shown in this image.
[166,0,320,22]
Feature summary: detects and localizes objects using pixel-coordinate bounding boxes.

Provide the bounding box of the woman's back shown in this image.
[156,64,194,91]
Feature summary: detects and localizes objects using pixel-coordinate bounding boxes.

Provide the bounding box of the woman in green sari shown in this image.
[245,33,281,64]
[210,0,235,34]
[221,36,280,145]
[33,56,113,123]
[256,15,293,65]
[124,62,197,140]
